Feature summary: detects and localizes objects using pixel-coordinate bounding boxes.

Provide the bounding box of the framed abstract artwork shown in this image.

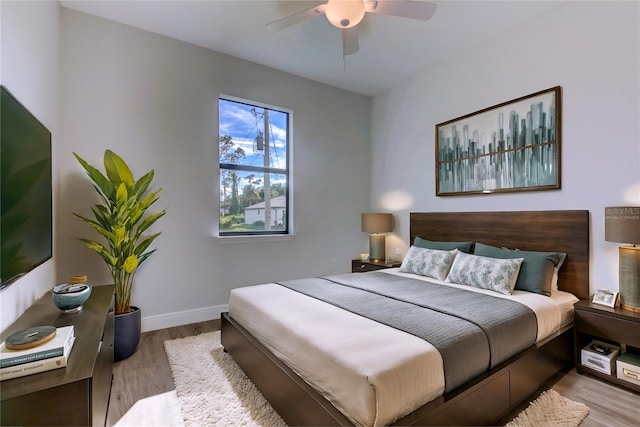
[436,86,561,196]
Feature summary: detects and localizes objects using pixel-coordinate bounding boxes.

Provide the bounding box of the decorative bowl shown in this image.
[53,281,92,313]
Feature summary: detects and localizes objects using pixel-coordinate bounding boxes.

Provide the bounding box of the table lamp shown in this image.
[362,213,393,262]
[605,206,640,312]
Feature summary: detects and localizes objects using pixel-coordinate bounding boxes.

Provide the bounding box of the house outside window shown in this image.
[218,96,291,236]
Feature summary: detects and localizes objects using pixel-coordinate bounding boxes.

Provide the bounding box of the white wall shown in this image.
[371,1,640,294]
[58,9,371,331]
[0,1,59,333]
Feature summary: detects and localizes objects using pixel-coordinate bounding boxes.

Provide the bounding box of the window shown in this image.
[218,97,290,236]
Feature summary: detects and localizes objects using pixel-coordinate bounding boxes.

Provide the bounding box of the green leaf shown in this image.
[136,210,167,237]
[113,225,127,247]
[73,213,112,240]
[123,255,138,274]
[79,239,116,267]
[104,150,134,188]
[134,233,161,256]
[73,153,115,200]
[115,182,129,207]
[137,249,157,266]
[133,170,154,199]
[91,205,111,230]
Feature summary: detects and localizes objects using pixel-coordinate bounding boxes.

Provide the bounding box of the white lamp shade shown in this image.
[325,0,366,29]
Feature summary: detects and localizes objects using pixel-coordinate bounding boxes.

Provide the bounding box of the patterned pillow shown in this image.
[445,251,523,295]
[399,246,458,280]
[473,243,566,296]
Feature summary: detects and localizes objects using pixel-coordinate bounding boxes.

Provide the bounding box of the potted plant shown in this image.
[73,150,166,360]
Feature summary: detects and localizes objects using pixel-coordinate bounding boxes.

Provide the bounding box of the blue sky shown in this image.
[219,98,288,170]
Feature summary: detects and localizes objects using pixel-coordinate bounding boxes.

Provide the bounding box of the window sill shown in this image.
[216,234,298,244]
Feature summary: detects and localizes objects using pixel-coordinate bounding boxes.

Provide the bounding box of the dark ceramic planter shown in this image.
[114,306,141,361]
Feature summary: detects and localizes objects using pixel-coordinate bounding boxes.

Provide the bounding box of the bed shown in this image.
[221,210,590,426]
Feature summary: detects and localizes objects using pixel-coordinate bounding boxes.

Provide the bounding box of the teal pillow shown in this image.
[473,243,566,296]
[414,236,473,254]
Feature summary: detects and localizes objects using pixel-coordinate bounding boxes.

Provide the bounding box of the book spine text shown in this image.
[0,355,68,381]
[0,348,64,368]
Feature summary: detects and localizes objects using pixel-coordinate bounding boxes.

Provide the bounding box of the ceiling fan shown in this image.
[267,0,437,57]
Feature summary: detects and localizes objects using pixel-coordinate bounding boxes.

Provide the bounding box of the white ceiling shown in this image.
[59,1,564,96]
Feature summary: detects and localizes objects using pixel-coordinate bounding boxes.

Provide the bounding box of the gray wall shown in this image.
[371,1,640,294]
[57,9,371,330]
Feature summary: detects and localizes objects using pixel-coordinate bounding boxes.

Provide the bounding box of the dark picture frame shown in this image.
[436,86,561,196]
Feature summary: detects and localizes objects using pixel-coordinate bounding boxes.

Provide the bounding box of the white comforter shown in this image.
[228,269,577,427]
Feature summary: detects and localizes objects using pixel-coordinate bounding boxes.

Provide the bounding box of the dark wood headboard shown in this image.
[410,210,590,299]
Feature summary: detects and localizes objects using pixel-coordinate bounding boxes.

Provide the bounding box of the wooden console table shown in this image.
[1,285,114,426]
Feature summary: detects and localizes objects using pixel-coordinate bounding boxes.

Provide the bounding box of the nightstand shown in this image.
[574,299,640,392]
[352,259,401,273]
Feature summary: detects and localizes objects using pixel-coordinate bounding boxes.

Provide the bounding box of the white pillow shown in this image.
[399,246,458,280]
[445,251,523,295]
[551,266,560,291]
[551,254,566,291]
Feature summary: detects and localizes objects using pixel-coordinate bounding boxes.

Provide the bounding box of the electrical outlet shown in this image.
[330,257,338,269]
[394,248,402,255]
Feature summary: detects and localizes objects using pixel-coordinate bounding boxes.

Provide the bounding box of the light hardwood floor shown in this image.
[106,321,640,426]
[106,320,219,426]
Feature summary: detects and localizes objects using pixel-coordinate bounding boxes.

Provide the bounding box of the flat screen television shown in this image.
[0,85,53,290]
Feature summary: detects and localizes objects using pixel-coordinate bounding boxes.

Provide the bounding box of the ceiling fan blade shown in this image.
[342,27,359,56]
[364,0,437,21]
[266,3,327,32]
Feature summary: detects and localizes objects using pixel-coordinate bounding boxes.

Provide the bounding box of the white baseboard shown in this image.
[141,304,229,332]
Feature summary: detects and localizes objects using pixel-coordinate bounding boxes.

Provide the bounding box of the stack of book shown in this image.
[0,326,75,381]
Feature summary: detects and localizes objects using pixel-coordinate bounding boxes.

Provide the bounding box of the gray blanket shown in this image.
[277,271,537,392]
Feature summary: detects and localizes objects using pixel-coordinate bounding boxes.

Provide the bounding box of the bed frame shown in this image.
[221,210,590,426]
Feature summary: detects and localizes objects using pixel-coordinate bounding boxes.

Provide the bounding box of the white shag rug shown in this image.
[163,331,286,427]
[506,389,590,427]
[116,331,590,427]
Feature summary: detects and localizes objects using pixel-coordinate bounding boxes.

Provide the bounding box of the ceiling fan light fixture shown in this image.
[325,0,366,29]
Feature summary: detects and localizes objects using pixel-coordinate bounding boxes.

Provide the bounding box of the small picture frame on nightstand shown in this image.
[592,289,619,308]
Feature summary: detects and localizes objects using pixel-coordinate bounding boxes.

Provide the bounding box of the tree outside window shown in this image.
[219,97,290,235]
